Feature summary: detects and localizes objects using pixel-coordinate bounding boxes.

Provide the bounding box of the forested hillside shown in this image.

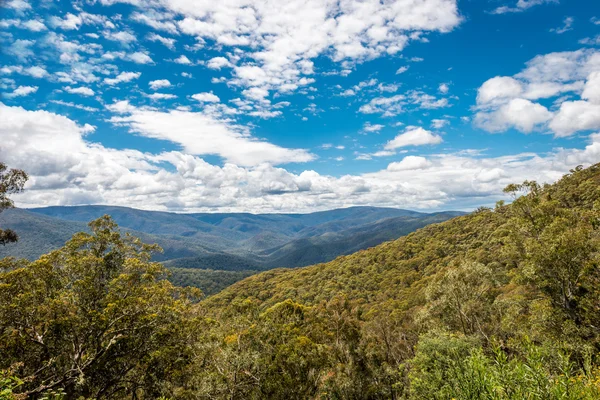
[2,164,600,399]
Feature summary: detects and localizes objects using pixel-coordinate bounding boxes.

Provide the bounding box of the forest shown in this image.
[1,162,600,399]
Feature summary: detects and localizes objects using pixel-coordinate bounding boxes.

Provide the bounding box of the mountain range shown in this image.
[0,205,463,293]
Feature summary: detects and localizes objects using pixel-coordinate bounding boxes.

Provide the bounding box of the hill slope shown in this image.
[207,163,600,334]
[193,164,600,398]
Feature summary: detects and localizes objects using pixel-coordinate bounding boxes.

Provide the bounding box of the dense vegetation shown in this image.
[167,267,255,296]
[2,164,600,398]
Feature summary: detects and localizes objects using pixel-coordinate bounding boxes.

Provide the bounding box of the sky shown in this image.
[1,0,600,213]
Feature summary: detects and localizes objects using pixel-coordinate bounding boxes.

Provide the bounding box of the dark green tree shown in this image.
[0,162,28,245]
[0,216,202,398]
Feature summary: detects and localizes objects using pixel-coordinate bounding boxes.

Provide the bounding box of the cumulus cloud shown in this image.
[359,90,449,116]
[131,11,178,34]
[147,33,176,49]
[115,0,463,102]
[174,55,192,64]
[362,122,385,133]
[5,103,600,213]
[64,86,94,96]
[0,65,48,79]
[474,49,600,136]
[4,85,38,98]
[149,79,171,90]
[0,18,46,31]
[475,98,553,133]
[128,51,153,64]
[384,127,443,150]
[191,92,220,103]
[147,93,177,100]
[6,39,35,62]
[104,71,141,85]
[387,156,432,171]
[431,119,449,129]
[206,56,232,70]
[491,0,558,15]
[104,30,137,44]
[107,101,314,166]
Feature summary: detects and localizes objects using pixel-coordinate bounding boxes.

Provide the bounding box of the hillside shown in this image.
[209,164,600,312]
[191,164,600,398]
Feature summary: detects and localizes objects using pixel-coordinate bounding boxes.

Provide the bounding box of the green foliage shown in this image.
[0,162,28,246]
[0,370,23,400]
[167,267,255,296]
[409,335,600,399]
[0,216,201,398]
[202,163,600,398]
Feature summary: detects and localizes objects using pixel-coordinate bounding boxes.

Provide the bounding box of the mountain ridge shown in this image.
[0,205,463,294]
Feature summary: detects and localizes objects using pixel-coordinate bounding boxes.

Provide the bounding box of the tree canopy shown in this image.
[0,163,27,246]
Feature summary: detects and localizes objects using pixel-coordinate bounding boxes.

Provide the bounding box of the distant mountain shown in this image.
[0,205,465,293]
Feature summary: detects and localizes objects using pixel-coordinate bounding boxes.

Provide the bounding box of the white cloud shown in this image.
[477,76,523,105]
[387,156,432,171]
[1,65,48,79]
[147,93,177,100]
[362,122,384,133]
[4,85,37,98]
[206,56,232,70]
[5,103,600,213]
[148,0,463,96]
[3,0,32,11]
[22,19,47,31]
[24,66,48,78]
[128,51,153,64]
[550,16,574,34]
[582,71,600,104]
[174,55,192,64]
[359,94,406,116]
[431,119,449,129]
[549,101,600,137]
[474,49,600,136]
[131,11,178,34]
[579,36,600,46]
[147,33,176,49]
[107,101,314,167]
[104,30,137,44]
[396,66,409,74]
[104,71,141,85]
[491,0,558,14]
[1,18,46,31]
[50,13,84,30]
[475,98,553,133]
[6,39,35,62]
[191,92,220,103]
[384,127,443,150]
[149,79,171,90]
[65,86,95,96]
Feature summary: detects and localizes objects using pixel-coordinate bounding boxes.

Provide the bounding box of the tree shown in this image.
[0,162,28,245]
[0,216,202,398]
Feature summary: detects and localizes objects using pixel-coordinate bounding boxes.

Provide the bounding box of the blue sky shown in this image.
[1,0,600,213]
